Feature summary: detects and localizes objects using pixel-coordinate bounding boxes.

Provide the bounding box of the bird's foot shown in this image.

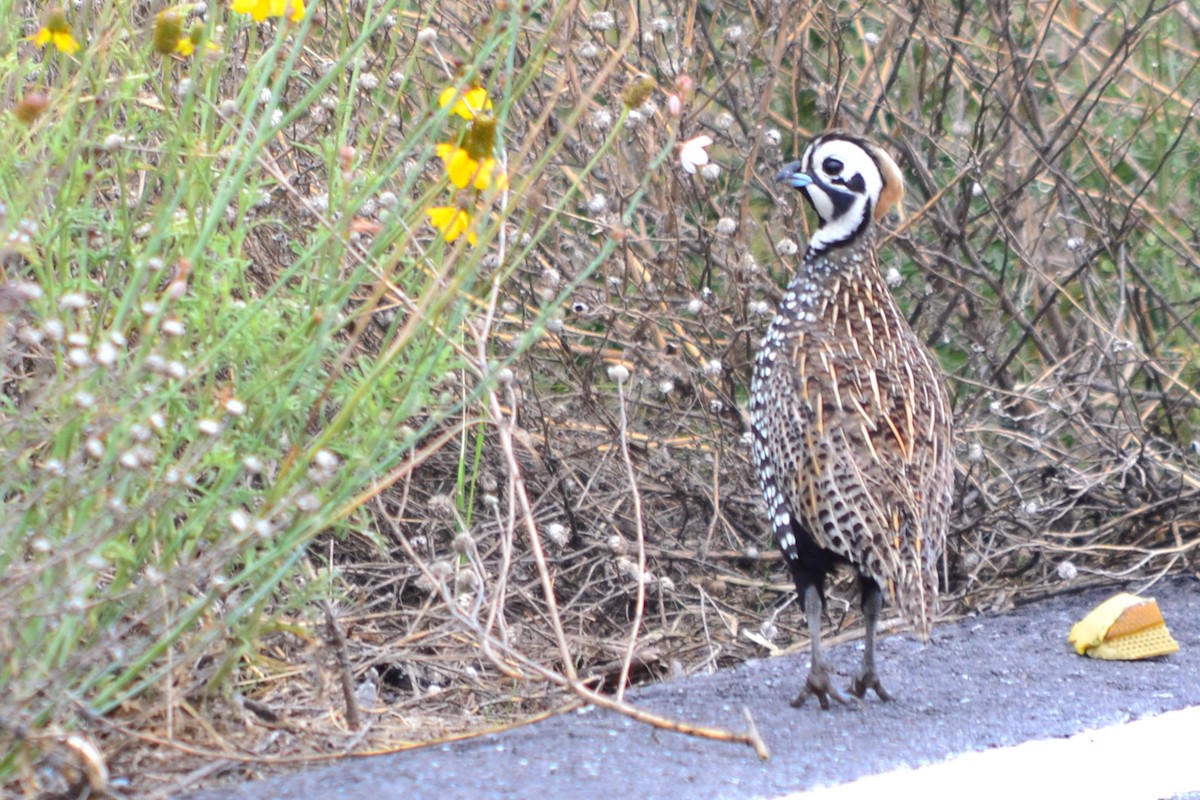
[849,668,893,702]
[790,662,849,710]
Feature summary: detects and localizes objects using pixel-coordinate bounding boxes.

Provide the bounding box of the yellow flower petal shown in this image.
[473,158,507,191]
[268,0,305,20]
[428,207,473,243]
[437,144,506,191]
[438,86,492,120]
[52,31,81,54]
[32,25,80,54]
[437,145,477,190]
[232,0,271,22]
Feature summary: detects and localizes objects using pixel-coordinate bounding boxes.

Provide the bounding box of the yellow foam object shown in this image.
[1068,593,1179,660]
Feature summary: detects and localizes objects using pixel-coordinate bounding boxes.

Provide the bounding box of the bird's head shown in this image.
[775,133,904,251]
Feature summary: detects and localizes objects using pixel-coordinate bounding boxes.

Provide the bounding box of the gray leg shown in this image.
[849,578,893,701]
[791,584,848,710]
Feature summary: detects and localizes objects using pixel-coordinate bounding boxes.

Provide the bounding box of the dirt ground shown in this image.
[183,576,1200,799]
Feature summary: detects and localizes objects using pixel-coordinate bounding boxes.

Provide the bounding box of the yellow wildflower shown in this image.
[175,24,218,57]
[438,86,492,120]
[231,0,305,23]
[427,207,477,245]
[33,8,81,55]
[436,143,507,192]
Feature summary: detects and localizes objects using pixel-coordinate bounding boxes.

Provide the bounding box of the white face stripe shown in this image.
[808,189,869,250]
[796,136,886,251]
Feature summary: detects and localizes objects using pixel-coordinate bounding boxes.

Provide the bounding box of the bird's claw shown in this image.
[790,664,849,710]
[849,669,893,702]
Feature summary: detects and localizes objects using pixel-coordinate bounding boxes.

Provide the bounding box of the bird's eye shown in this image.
[823,157,843,176]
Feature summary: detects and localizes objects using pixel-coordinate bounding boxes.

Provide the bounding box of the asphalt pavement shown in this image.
[185,577,1200,800]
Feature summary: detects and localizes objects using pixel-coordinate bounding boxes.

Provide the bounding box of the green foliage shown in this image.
[0,0,655,783]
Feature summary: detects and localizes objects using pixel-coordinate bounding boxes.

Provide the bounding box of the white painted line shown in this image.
[787,706,1200,800]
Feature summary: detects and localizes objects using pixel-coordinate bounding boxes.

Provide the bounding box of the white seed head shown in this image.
[95,341,117,366]
[7,281,43,301]
[85,437,106,459]
[229,509,252,532]
[313,449,339,471]
[587,10,615,29]
[17,326,43,345]
[59,292,88,310]
[749,300,772,316]
[589,109,613,130]
[545,523,568,547]
[607,364,630,384]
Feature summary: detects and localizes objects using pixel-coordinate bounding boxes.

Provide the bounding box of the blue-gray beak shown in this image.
[776,161,813,189]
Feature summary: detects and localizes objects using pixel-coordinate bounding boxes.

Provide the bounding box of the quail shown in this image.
[750,132,954,708]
